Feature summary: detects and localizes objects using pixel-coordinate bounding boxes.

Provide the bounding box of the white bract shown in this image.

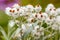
[5,7,12,16]
[26,4,34,12]
[5,7,20,18]
[56,8,60,15]
[55,16,60,25]
[45,4,57,16]
[12,4,20,9]
[35,5,42,13]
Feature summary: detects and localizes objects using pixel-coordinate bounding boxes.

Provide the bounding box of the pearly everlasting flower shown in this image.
[26,4,34,12]
[45,17,55,25]
[12,4,20,9]
[5,7,12,16]
[45,4,57,16]
[5,7,20,18]
[20,6,27,13]
[55,16,60,25]
[56,8,60,15]
[46,4,55,9]
[18,8,26,16]
[34,25,40,31]
[27,17,34,23]
[41,13,48,20]
[10,8,19,18]
[35,5,42,13]
[34,13,48,21]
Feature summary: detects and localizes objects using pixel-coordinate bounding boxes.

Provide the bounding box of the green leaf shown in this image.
[0,26,8,40]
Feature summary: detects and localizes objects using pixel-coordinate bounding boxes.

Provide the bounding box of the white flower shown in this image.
[20,6,27,13]
[19,8,25,16]
[26,4,34,12]
[45,17,55,25]
[46,4,55,9]
[41,13,48,20]
[27,17,34,23]
[12,4,20,9]
[35,5,42,13]
[8,20,15,27]
[5,7,12,16]
[45,4,57,16]
[34,13,48,21]
[34,25,39,30]
[5,7,20,18]
[55,16,60,25]
[11,8,19,18]
[56,8,60,15]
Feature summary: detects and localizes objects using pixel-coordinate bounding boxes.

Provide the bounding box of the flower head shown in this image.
[45,4,57,17]
[26,4,34,12]
[35,5,42,13]
[56,8,60,15]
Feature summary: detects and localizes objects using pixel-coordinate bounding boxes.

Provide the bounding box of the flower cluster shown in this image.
[5,3,60,40]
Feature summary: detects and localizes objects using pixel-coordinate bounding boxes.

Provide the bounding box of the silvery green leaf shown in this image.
[8,27,16,38]
[10,28,21,40]
[22,25,33,38]
[0,26,8,40]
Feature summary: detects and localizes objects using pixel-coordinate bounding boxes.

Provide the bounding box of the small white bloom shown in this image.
[12,4,20,9]
[26,4,34,12]
[27,17,34,23]
[34,25,39,30]
[35,13,48,21]
[5,7,12,16]
[11,8,19,18]
[56,8,60,15]
[35,5,42,13]
[46,4,55,9]
[19,8,25,16]
[45,4,57,16]
[55,16,60,25]
[6,7,20,18]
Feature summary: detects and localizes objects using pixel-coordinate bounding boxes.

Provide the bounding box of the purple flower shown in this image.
[0,0,18,10]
